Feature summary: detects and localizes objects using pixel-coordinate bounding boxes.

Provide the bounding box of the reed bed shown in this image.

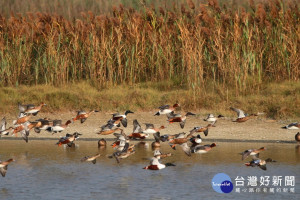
[0,0,299,96]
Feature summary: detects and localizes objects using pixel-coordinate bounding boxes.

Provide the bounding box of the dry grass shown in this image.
[0,81,299,119]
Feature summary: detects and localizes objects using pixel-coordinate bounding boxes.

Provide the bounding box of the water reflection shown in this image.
[0,140,299,199]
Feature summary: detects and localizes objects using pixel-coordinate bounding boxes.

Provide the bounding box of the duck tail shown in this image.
[143,166,149,170]
[154,112,160,116]
[244,163,251,166]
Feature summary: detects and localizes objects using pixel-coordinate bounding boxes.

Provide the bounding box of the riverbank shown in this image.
[1,111,298,143]
[1,81,300,119]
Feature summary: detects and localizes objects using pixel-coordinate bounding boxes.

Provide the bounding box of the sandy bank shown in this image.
[1,111,298,143]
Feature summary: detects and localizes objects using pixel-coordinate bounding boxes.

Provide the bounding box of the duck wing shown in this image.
[145,123,154,129]
[133,119,143,133]
[159,105,170,110]
[53,120,62,126]
[0,166,7,177]
[241,150,252,160]
[180,121,186,129]
[180,143,191,156]
[121,118,128,127]
[230,107,246,118]
[0,117,6,131]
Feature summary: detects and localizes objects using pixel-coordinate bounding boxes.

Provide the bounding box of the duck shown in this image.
[143,154,175,170]
[159,132,186,142]
[191,143,217,154]
[295,132,300,144]
[168,132,195,156]
[244,158,276,170]
[153,149,172,159]
[110,140,135,163]
[33,118,53,133]
[190,134,202,147]
[97,122,122,135]
[203,114,224,123]
[0,158,15,177]
[19,102,46,116]
[189,124,214,137]
[143,123,165,134]
[0,117,13,137]
[98,138,107,147]
[152,132,162,148]
[282,122,300,130]
[230,107,257,122]
[128,119,149,139]
[239,147,266,160]
[167,112,196,129]
[12,121,35,142]
[13,113,31,125]
[111,130,127,148]
[46,120,72,134]
[110,110,134,127]
[56,132,82,147]
[81,153,101,164]
[72,110,99,123]
[154,103,180,116]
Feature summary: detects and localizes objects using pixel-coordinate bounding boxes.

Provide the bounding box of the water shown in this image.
[0,140,299,199]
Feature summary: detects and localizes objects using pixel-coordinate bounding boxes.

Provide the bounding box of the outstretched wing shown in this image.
[159,105,170,110]
[145,123,154,129]
[133,119,143,133]
[180,121,186,129]
[0,117,6,131]
[0,166,7,177]
[180,143,191,156]
[230,107,246,118]
[121,118,128,127]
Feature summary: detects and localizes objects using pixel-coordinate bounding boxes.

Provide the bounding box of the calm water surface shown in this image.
[0,140,299,200]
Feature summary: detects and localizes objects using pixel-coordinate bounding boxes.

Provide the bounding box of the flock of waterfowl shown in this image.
[0,102,300,177]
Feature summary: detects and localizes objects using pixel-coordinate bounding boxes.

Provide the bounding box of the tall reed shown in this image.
[0,0,298,96]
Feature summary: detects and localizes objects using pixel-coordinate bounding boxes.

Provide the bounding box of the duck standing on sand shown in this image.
[154,103,180,116]
[0,158,15,177]
[167,112,196,129]
[72,110,99,123]
[230,107,257,122]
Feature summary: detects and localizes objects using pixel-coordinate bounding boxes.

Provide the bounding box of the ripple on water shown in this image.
[0,140,299,199]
